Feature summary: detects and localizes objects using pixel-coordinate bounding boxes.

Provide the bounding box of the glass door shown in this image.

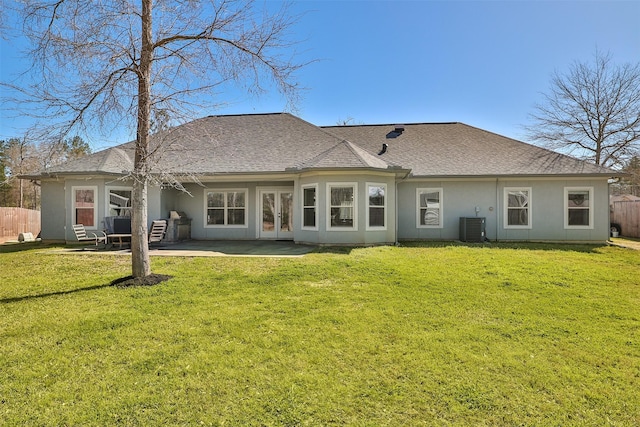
[260,189,294,239]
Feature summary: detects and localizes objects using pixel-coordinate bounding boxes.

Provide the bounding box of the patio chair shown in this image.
[72,224,107,245]
[149,220,167,245]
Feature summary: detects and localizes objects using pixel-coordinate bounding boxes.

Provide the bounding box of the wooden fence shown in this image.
[0,208,41,243]
[611,201,640,238]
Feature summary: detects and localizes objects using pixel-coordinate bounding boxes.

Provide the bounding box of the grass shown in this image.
[1,242,639,425]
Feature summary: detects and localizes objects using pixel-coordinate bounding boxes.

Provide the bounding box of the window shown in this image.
[504,188,531,228]
[106,187,132,217]
[302,184,318,230]
[367,183,386,229]
[565,187,593,228]
[327,183,357,229]
[205,189,247,227]
[417,188,442,228]
[73,186,98,229]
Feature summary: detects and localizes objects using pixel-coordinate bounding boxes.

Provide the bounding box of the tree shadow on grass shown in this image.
[0,283,113,304]
[0,241,61,254]
[0,275,172,304]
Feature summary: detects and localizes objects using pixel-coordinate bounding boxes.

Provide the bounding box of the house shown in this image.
[29,113,619,245]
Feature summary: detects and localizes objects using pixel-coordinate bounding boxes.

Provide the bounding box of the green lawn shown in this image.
[1,242,639,426]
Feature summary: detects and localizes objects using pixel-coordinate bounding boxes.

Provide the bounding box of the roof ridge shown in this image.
[205,112,287,119]
[295,140,347,168]
[98,147,133,172]
[294,139,393,170]
[343,140,395,168]
[322,122,460,129]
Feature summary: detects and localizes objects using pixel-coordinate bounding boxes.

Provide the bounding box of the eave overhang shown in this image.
[406,172,625,180]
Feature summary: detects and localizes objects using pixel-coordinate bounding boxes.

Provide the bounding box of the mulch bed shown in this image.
[111,274,173,287]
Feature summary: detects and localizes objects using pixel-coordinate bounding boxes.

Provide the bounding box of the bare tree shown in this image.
[526,51,640,168]
[6,0,306,278]
[0,134,90,208]
[620,155,640,196]
[1,136,40,208]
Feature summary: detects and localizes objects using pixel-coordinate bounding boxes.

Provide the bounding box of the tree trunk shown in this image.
[131,178,150,277]
[131,0,154,278]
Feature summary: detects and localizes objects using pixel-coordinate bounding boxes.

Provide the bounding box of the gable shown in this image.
[292,139,398,171]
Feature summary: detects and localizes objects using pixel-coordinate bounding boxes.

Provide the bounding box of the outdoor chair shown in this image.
[149,220,167,245]
[72,224,107,245]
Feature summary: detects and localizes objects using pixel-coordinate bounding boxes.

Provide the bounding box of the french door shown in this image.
[259,189,294,239]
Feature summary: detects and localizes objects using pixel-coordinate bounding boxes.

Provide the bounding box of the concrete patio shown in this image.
[64,240,316,257]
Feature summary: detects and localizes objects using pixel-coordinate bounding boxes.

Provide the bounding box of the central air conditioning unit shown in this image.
[459,217,486,243]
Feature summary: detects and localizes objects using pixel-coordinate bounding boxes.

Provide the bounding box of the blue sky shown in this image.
[1,0,639,150]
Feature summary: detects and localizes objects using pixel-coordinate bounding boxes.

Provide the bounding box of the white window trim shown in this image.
[105,186,133,217]
[72,185,98,230]
[301,183,319,231]
[416,188,443,228]
[326,182,358,231]
[564,187,594,229]
[204,188,249,228]
[366,182,387,231]
[503,187,532,229]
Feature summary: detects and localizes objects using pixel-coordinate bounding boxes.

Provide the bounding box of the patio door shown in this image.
[259,189,294,240]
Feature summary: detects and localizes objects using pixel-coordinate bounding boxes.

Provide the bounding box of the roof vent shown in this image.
[378,143,388,155]
[386,125,404,139]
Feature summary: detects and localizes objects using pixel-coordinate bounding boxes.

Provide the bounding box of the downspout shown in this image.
[607,177,617,241]
[495,178,499,242]
[395,178,399,245]
[395,171,410,246]
[64,184,68,243]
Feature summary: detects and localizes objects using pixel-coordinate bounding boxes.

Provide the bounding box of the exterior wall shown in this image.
[296,172,397,245]
[397,177,611,243]
[496,178,609,242]
[41,174,610,245]
[159,187,181,219]
[40,180,66,241]
[62,177,107,241]
[180,181,295,240]
[147,184,162,223]
[173,173,397,245]
[47,177,165,242]
[103,180,161,222]
[398,179,497,241]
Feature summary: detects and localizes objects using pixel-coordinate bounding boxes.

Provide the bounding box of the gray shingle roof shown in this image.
[293,140,397,170]
[42,113,616,178]
[47,113,383,175]
[324,122,614,177]
[44,146,134,175]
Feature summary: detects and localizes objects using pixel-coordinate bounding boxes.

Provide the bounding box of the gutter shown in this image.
[408,173,624,180]
[18,172,127,180]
